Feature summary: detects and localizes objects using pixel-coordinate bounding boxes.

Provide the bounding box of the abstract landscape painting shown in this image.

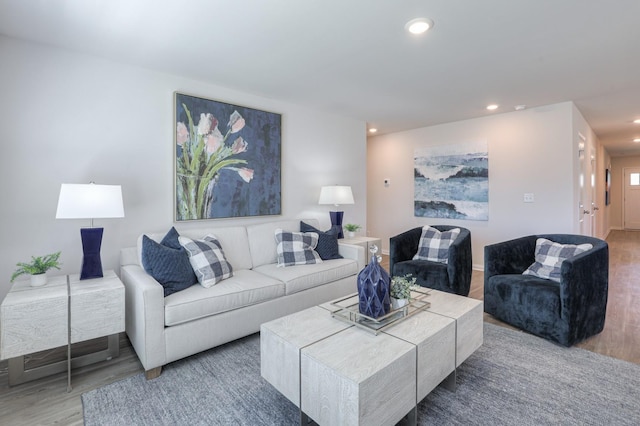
[174,92,281,221]
[414,140,488,220]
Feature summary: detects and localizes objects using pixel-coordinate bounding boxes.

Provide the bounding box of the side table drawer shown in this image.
[0,277,68,360]
[70,273,125,343]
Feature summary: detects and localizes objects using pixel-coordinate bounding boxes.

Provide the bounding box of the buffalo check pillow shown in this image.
[523,238,592,283]
[413,226,461,264]
[275,229,322,267]
[178,234,233,288]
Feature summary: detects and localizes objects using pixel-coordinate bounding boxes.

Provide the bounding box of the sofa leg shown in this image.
[145,366,162,380]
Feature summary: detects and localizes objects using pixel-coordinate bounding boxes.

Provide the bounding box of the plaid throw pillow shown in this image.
[523,238,593,282]
[178,235,233,288]
[275,228,322,267]
[413,226,461,264]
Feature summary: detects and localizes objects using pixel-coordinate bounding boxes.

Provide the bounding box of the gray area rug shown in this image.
[83,323,640,425]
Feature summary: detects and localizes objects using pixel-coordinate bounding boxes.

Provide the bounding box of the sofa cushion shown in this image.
[300,221,343,260]
[254,258,358,295]
[523,238,593,283]
[275,228,322,267]
[247,219,320,268]
[164,269,285,326]
[179,235,234,288]
[141,229,197,297]
[138,225,252,271]
[413,226,460,264]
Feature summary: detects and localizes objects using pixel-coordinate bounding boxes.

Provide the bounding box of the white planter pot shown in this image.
[347,231,355,238]
[30,273,47,287]
[391,297,409,310]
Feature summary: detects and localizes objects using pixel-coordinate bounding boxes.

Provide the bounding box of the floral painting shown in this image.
[414,140,488,221]
[174,92,281,221]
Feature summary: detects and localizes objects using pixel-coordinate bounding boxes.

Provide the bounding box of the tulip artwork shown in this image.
[175,93,281,221]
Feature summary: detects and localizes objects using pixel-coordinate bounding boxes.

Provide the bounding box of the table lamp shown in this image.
[55,183,125,280]
[318,185,354,239]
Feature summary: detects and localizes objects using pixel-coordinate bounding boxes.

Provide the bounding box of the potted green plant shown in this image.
[390,274,417,309]
[343,224,361,238]
[11,251,62,287]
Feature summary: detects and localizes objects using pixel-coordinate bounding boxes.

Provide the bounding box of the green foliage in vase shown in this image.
[176,104,254,220]
[390,274,417,300]
[11,251,62,282]
[344,223,361,232]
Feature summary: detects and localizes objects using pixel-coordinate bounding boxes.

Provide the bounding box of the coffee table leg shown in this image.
[442,369,457,391]
[396,406,417,425]
[300,410,318,426]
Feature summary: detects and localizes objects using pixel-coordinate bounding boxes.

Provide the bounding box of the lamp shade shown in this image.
[56,183,124,219]
[318,186,354,206]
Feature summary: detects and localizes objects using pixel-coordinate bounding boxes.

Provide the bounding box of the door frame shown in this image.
[622,166,640,230]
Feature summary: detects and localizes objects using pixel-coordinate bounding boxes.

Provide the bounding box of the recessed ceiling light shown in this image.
[486,104,499,111]
[514,105,526,111]
[634,119,640,124]
[634,138,640,143]
[369,128,378,133]
[405,18,434,35]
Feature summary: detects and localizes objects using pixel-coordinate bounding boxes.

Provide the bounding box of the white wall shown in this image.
[367,102,579,269]
[0,36,367,302]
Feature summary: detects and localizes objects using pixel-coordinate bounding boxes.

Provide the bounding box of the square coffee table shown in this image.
[261,289,482,425]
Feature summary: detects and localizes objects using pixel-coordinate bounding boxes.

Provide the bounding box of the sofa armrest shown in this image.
[120,262,167,372]
[338,243,366,270]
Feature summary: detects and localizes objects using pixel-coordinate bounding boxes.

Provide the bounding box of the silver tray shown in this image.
[330,288,431,335]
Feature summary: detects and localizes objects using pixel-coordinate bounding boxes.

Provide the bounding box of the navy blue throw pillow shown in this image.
[300,221,343,260]
[160,226,182,250]
[142,230,197,297]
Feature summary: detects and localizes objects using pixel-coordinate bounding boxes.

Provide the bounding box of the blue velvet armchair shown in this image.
[484,234,608,346]
[389,225,472,296]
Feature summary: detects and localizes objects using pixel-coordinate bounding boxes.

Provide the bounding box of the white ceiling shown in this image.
[2,0,640,156]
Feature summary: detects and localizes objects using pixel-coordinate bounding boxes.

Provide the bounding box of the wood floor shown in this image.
[1,230,638,425]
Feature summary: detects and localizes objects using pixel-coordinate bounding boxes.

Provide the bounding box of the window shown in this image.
[631,172,640,186]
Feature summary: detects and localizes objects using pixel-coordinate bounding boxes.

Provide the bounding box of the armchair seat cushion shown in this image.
[485,274,563,332]
[392,260,449,292]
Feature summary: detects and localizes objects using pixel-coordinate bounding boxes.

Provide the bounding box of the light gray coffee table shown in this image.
[261,289,483,426]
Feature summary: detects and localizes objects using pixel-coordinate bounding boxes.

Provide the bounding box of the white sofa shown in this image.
[120,219,365,378]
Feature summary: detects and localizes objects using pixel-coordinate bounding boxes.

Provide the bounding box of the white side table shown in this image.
[340,236,382,264]
[0,270,125,388]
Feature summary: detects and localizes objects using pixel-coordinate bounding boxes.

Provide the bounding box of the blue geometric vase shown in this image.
[357,244,390,318]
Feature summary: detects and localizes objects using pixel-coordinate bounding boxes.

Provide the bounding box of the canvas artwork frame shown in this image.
[174,92,282,221]
[414,140,489,221]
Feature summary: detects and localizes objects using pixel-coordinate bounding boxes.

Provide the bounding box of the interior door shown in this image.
[623,167,640,230]
[578,136,591,236]
[590,148,598,236]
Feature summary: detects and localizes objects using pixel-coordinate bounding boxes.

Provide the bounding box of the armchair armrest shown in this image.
[447,228,472,295]
[559,241,609,324]
[120,262,167,372]
[389,227,422,274]
[484,235,538,279]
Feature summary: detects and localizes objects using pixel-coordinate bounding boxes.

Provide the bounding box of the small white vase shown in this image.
[391,298,409,310]
[30,273,47,287]
[347,231,355,238]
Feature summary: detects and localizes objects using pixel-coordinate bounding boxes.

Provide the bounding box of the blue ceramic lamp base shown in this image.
[80,227,104,280]
[329,211,345,239]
